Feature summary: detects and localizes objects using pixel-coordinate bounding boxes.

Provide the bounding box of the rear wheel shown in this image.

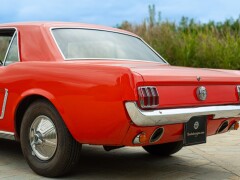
[20,100,81,177]
[142,141,183,156]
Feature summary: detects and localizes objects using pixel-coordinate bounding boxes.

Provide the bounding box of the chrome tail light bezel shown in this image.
[138,86,159,108]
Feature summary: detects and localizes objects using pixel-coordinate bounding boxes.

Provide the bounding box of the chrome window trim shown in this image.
[49,27,169,64]
[2,27,21,66]
[140,38,168,64]
[0,89,8,119]
[2,31,16,65]
[0,130,15,140]
[125,102,240,126]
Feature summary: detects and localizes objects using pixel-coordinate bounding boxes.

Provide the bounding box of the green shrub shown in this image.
[118,5,240,70]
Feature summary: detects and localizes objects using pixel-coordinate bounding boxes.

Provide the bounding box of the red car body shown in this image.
[0,22,239,144]
[0,22,239,177]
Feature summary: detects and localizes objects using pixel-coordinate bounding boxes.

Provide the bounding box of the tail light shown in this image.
[138,86,159,108]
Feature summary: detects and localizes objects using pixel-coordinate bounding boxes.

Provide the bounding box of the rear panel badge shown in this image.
[196,86,207,101]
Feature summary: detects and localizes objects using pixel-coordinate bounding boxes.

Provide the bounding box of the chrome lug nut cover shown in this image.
[29,115,57,161]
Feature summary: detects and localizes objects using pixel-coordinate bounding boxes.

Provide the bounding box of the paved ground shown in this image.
[0,130,239,179]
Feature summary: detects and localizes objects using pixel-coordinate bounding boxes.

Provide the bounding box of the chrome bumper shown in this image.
[125,102,240,126]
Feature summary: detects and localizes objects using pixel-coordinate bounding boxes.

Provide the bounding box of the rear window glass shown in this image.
[52,28,165,63]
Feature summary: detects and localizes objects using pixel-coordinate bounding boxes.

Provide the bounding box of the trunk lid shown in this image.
[65,60,240,108]
[127,62,240,108]
[129,63,240,84]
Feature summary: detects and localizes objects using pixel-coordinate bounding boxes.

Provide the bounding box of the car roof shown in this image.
[0,22,140,62]
[0,21,137,37]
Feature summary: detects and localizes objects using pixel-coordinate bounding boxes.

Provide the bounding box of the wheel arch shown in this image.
[14,89,64,141]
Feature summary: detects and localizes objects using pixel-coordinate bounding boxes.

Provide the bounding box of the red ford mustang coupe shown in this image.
[0,22,239,177]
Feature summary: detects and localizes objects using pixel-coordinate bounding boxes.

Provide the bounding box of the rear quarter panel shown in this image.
[0,61,141,145]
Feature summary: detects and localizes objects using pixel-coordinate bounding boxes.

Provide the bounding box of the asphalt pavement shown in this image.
[0,130,239,179]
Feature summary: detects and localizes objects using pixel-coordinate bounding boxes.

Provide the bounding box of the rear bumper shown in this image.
[125,102,240,126]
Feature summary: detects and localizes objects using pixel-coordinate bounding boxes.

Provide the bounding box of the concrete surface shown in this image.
[0,130,239,179]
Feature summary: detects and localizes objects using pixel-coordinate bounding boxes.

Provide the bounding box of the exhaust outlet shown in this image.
[229,121,239,131]
[217,120,229,134]
[150,127,164,143]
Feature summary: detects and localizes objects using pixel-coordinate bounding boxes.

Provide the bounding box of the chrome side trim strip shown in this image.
[125,102,240,126]
[0,131,15,140]
[0,89,8,119]
[237,85,240,100]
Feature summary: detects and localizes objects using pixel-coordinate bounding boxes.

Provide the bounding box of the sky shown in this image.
[0,0,239,26]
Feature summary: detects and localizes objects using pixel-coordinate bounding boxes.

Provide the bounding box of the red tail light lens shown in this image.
[138,86,159,108]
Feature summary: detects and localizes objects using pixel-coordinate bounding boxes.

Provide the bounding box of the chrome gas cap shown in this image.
[196,86,207,101]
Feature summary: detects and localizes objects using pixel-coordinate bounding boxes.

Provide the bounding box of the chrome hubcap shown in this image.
[29,115,57,161]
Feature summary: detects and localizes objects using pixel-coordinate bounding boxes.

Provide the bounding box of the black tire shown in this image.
[142,141,183,156]
[20,100,82,177]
